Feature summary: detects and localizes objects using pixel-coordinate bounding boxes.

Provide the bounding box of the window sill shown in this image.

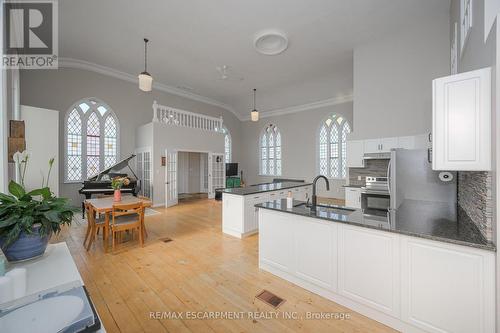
[63,180,82,185]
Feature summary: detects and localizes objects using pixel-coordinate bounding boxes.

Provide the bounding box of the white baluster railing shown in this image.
[152,100,223,132]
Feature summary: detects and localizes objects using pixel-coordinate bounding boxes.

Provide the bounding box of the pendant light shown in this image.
[251,88,259,122]
[138,38,153,92]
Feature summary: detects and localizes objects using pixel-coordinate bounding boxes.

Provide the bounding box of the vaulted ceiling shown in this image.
[59,0,450,119]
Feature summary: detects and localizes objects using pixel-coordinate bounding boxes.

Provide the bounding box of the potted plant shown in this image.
[0,151,77,262]
[111,176,130,202]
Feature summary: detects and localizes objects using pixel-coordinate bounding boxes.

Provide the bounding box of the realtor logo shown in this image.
[2,0,58,69]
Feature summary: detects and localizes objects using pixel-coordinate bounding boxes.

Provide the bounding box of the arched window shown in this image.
[260,124,282,176]
[65,98,119,182]
[318,115,350,179]
[221,126,231,163]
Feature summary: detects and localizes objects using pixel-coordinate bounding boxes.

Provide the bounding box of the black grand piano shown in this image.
[78,154,140,217]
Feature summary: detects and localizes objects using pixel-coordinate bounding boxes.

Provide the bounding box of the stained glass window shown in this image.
[65,99,119,182]
[104,116,117,168]
[260,124,282,176]
[318,115,350,179]
[221,126,231,163]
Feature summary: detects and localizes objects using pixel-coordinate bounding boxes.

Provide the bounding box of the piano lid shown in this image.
[88,154,136,181]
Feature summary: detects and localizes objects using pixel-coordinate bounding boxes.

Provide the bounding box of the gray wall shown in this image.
[240,102,353,199]
[19,68,241,205]
[350,12,450,140]
[450,0,497,242]
[178,151,203,194]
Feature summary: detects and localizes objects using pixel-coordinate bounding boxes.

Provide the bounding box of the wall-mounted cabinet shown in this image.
[346,140,364,167]
[432,67,491,171]
[364,137,398,153]
[346,134,430,168]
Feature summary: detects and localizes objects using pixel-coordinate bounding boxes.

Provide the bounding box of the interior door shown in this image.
[135,147,153,199]
[165,149,178,207]
[208,153,225,199]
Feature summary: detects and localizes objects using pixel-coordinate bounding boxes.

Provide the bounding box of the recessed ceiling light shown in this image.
[254,30,288,56]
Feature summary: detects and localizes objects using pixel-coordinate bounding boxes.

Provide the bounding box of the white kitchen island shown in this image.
[222,182,311,238]
[258,200,496,333]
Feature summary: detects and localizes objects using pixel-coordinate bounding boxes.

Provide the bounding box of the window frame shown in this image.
[64,98,120,183]
[259,124,282,176]
[460,0,473,57]
[221,125,231,163]
[316,114,351,180]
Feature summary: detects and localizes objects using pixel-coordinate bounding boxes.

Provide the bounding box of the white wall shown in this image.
[240,102,353,199]
[350,12,450,140]
[20,105,59,195]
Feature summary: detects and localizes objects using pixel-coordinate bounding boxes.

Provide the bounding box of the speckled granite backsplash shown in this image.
[458,171,493,241]
[348,159,389,186]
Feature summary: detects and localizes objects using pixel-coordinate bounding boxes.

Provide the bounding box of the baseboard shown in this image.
[223,228,258,239]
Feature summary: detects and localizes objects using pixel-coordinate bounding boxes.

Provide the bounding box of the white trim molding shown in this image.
[241,94,354,121]
[59,58,243,121]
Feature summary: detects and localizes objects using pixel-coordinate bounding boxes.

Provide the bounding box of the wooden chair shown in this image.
[138,195,150,238]
[84,202,105,251]
[111,202,145,251]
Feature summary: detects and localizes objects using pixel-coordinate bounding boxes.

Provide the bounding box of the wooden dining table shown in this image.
[85,195,152,250]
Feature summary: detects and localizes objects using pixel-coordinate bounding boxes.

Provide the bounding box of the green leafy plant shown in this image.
[0,152,77,249]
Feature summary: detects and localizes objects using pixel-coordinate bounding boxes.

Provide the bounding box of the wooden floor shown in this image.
[55,198,397,333]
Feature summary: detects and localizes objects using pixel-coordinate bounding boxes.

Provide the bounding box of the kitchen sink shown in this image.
[293,202,356,213]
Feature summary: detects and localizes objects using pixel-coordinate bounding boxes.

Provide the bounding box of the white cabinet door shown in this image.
[346,140,364,167]
[294,218,337,291]
[338,225,400,317]
[379,137,398,152]
[344,187,361,208]
[432,67,491,171]
[259,210,293,272]
[363,139,381,153]
[401,237,495,333]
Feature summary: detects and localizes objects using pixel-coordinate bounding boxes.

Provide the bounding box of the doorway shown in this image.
[178,151,208,201]
[165,149,225,207]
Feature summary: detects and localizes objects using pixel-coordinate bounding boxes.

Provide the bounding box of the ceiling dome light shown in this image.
[254,30,288,56]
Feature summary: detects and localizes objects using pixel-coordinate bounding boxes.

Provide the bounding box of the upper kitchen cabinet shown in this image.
[432,68,491,171]
[364,137,398,153]
[346,140,364,167]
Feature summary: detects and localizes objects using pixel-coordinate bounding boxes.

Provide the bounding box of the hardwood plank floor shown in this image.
[54,198,398,333]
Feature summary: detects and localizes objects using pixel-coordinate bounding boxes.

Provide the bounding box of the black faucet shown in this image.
[310,175,330,208]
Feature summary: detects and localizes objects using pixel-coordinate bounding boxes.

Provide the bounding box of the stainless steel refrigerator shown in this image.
[389,149,456,210]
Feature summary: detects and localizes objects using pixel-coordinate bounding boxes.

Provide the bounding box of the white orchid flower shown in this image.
[13,151,23,163]
[13,150,28,163]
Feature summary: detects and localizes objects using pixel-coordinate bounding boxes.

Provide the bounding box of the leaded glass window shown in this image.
[318,115,350,179]
[220,126,231,163]
[260,124,282,176]
[64,99,119,182]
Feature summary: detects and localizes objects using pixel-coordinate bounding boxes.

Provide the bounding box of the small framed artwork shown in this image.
[161,156,166,166]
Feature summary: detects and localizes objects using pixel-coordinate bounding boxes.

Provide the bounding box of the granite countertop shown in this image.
[256,199,496,251]
[222,182,312,196]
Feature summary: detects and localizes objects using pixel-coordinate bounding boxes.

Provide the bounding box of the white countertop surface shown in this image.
[6,242,105,332]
